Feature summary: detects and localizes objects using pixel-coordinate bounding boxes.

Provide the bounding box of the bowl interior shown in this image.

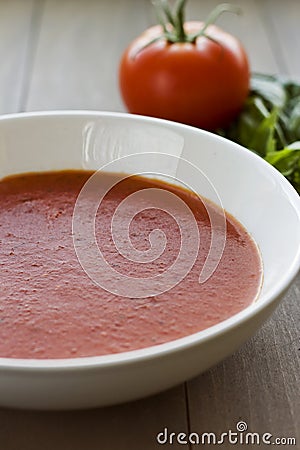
[0,112,299,304]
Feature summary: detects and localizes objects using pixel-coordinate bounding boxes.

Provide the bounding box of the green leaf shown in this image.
[265,144,300,178]
[216,73,300,193]
[248,108,278,156]
[288,101,300,141]
[283,80,300,100]
[226,97,269,151]
[251,73,287,109]
[286,141,300,150]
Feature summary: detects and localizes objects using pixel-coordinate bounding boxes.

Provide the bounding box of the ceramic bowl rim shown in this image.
[0,110,299,371]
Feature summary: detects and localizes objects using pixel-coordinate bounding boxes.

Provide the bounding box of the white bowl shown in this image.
[0,111,299,410]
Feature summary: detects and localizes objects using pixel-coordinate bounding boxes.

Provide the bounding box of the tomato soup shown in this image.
[0,171,262,358]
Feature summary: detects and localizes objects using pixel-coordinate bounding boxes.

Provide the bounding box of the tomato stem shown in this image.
[149,2,242,47]
[174,0,188,41]
[161,0,177,28]
[188,3,242,43]
[152,0,169,34]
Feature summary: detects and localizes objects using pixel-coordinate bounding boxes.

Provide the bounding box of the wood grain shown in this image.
[187,279,300,449]
[0,386,188,450]
[186,0,280,74]
[25,0,153,111]
[0,0,35,114]
[259,0,300,79]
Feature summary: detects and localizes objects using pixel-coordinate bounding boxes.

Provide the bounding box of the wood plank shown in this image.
[1,2,190,447]
[0,386,188,450]
[259,0,300,79]
[0,0,36,114]
[187,278,300,449]
[185,0,279,74]
[26,0,154,112]
[0,2,299,450]
[185,3,299,447]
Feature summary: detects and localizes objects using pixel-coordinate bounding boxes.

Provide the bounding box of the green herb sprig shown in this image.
[218,73,300,193]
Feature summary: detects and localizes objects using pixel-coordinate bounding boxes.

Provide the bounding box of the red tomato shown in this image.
[119,22,250,130]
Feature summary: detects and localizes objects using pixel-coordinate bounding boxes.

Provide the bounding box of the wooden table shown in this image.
[0,1,299,448]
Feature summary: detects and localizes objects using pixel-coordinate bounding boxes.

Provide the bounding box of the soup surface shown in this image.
[0,171,262,358]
